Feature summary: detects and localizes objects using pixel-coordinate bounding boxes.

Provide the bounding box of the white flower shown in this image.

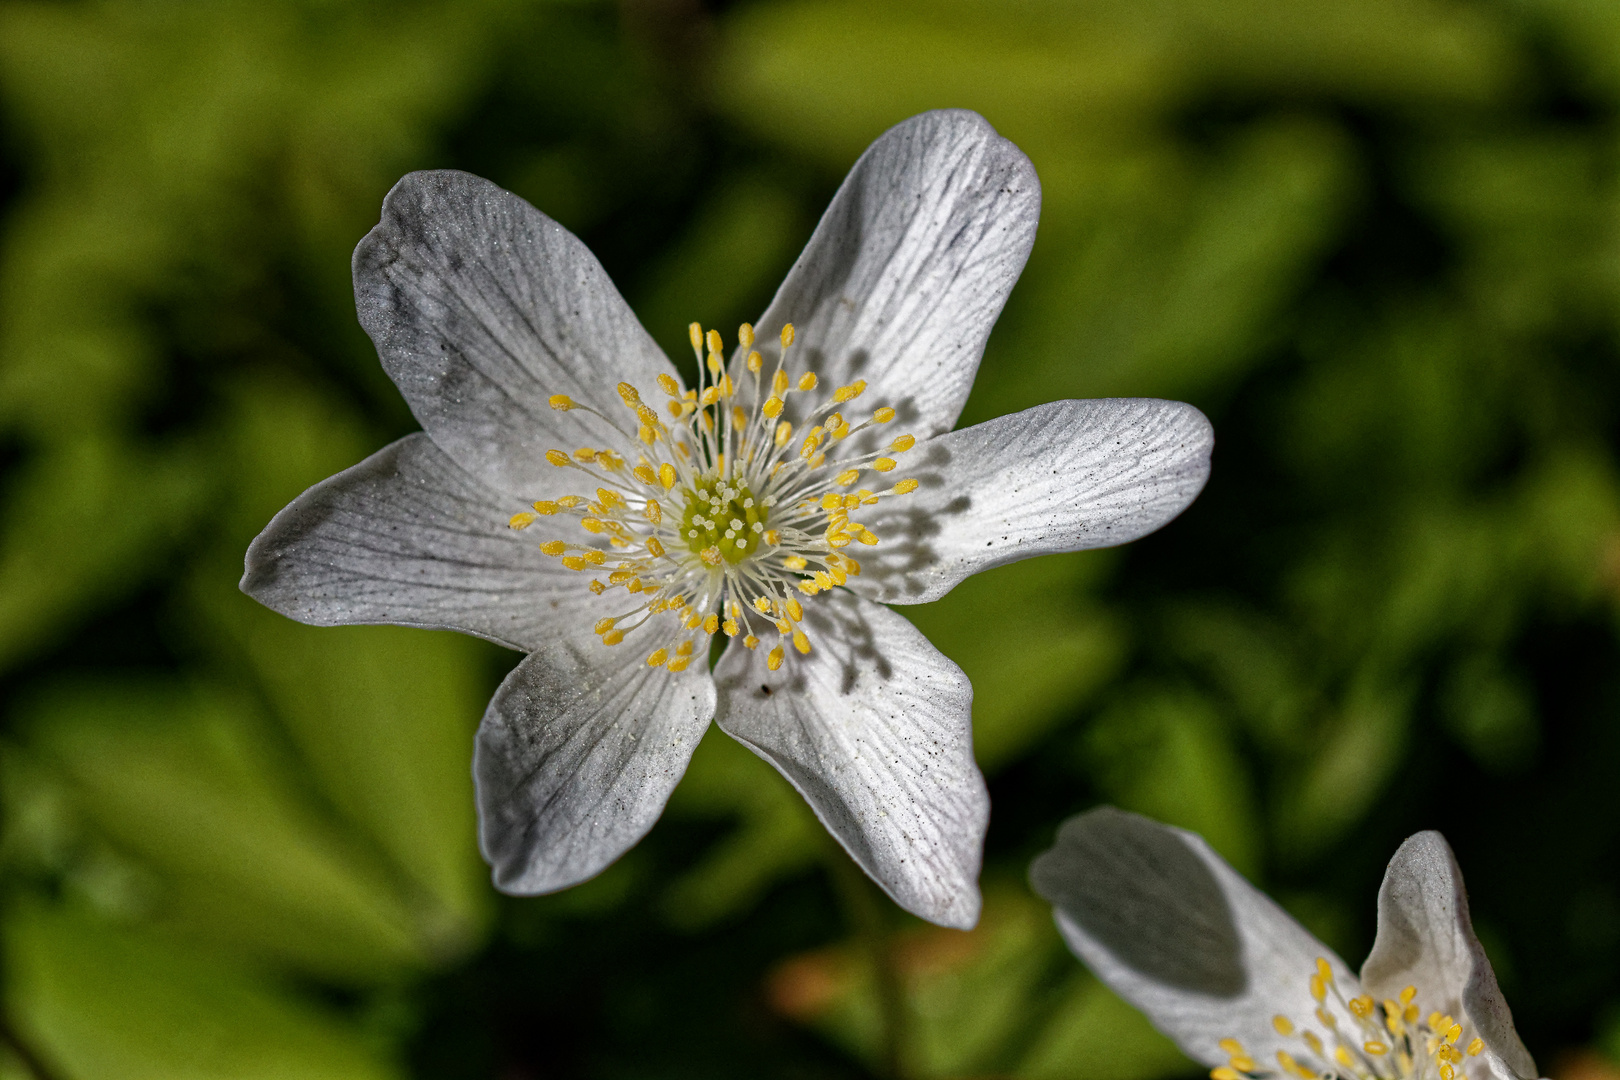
[1030,808,1542,1080]
[242,111,1213,929]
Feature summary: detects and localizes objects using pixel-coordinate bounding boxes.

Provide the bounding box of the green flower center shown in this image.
[680,478,767,565]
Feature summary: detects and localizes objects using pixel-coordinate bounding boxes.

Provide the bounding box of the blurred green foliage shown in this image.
[1,0,1618,1077]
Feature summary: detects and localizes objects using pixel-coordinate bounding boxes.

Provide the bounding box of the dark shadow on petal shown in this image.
[1030,806,1247,997]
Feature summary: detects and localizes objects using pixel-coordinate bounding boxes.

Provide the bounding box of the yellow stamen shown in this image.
[767,646,784,670]
[1273,1016,1294,1036]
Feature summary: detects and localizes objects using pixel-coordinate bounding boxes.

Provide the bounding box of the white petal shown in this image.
[713,589,987,929]
[743,110,1039,438]
[354,170,679,494]
[475,631,715,894]
[1030,807,1359,1071]
[242,434,598,652]
[852,398,1213,605]
[1361,832,1539,1080]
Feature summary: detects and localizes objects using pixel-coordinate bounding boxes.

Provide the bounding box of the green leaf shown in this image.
[4,899,403,1080]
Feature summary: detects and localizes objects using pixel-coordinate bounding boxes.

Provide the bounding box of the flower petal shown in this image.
[475,633,715,894]
[713,589,987,929]
[743,109,1039,438]
[354,170,679,494]
[242,433,599,652]
[851,398,1213,605]
[1361,832,1539,1080]
[1030,807,1358,1071]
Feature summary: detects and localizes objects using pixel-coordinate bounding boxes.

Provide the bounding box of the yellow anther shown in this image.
[792,629,811,654]
[531,500,559,515]
[797,580,820,595]
[1218,1040,1246,1057]
[575,448,598,463]
[873,457,897,472]
[646,537,666,557]
[636,404,659,427]
[599,449,624,470]
[786,598,804,622]
[549,394,575,410]
[722,619,739,636]
[633,464,656,485]
[1273,1016,1294,1036]
[702,613,719,635]
[562,556,586,571]
[700,545,722,566]
[667,401,684,418]
[1400,986,1417,1006]
[685,612,703,629]
[676,640,695,656]
[1466,1039,1483,1057]
[581,518,605,533]
[771,369,789,395]
[856,529,879,546]
[1428,1013,1444,1031]
[1211,1069,1242,1080]
[1316,958,1334,983]
[1276,1052,1306,1079]
[539,540,566,556]
[1446,1024,1462,1045]
[890,434,915,452]
[609,571,636,585]
[557,495,584,507]
[644,648,668,667]
[688,322,704,352]
[645,500,662,524]
[742,351,760,376]
[800,434,819,459]
[588,579,606,594]
[1229,1058,1255,1073]
[1365,1042,1389,1056]
[583,550,606,565]
[797,372,817,392]
[700,386,720,406]
[820,493,842,510]
[873,406,895,424]
[706,353,722,378]
[601,629,624,645]
[734,322,754,349]
[667,655,692,672]
[743,634,760,650]
[1404,1004,1419,1024]
[775,421,793,448]
[509,512,537,529]
[616,382,639,406]
[762,396,784,418]
[1350,996,1375,1020]
[894,478,919,494]
[658,373,680,396]
[780,323,795,348]
[546,449,570,467]
[705,329,723,355]
[828,564,847,585]
[594,618,616,636]
[753,597,772,614]
[653,462,674,490]
[833,380,866,403]
[732,406,748,428]
[1304,1032,1324,1056]
[763,529,780,545]
[1316,1008,1336,1029]
[1309,974,1326,1003]
[1334,1047,1356,1070]
[1440,1066,1455,1080]
[782,555,808,572]
[767,646,784,670]
[835,469,860,486]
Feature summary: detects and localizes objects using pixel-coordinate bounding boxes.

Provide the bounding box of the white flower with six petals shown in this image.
[243,111,1214,928]
[1031,808,1543,1080]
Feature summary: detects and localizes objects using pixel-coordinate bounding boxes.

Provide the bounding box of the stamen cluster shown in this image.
[508,321,920,673]
[1212,959,1486,1080]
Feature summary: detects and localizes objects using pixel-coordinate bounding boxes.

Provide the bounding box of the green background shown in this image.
[2,0,1618,1077]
